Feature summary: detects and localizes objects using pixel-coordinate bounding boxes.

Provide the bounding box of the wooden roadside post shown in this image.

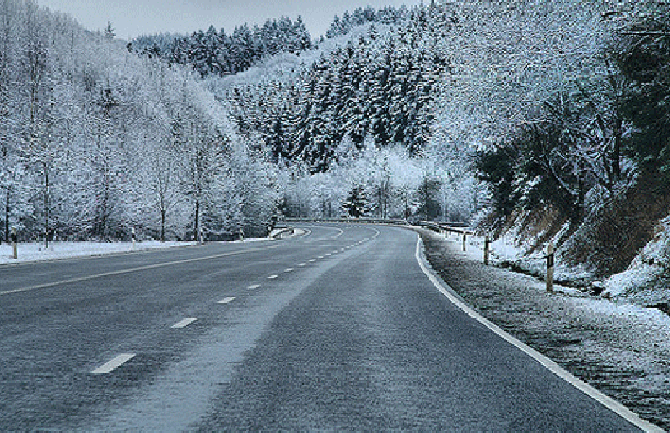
[462,232,467,252]
[546,243,554,293]
[484,235,490,265]
[11,227,17,259]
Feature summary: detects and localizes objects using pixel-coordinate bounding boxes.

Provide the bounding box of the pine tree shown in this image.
[342,186,366,218]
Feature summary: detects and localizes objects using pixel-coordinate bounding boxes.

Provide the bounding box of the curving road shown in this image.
[0,224,650,431]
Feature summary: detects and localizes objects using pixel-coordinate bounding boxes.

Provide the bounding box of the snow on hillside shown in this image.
[467,212,670,308]
[604,216,670,303]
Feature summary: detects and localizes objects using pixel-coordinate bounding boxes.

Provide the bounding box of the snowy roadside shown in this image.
[0,240,199,265]
[417,228,670,430]
[0,228,304,266]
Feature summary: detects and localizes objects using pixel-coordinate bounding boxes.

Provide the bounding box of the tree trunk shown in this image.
[44,161,49,249]
[161,208,166,243]
[613,115,622,183]
[3,186,8,245]
[193,199,199,241]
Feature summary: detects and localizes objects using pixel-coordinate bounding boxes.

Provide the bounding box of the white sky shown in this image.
[35,0,424,40]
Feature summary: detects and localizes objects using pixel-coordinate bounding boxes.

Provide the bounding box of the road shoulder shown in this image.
[416,227,670,431]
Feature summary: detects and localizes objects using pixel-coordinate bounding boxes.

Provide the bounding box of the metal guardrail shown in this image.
[271,227,295,239]
[284,217,410,225]
[283,217,473,233]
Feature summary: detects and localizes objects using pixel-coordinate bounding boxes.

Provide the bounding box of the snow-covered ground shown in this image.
[420,228,670,429]
[468,215,670,307]
[0,240,198,265]
[604,216,670,303]
[0,229,304,266]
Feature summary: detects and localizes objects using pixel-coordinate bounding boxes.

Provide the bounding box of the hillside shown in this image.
[0,0,278,244]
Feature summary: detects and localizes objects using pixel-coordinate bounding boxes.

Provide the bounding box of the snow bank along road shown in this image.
[0,224,656,431]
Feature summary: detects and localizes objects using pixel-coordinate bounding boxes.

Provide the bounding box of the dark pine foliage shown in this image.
[227,16,447,173]
[615,9,670,179]
[129,17,312,77]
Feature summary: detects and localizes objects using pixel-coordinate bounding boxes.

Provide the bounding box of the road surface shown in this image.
[0,223,650,431]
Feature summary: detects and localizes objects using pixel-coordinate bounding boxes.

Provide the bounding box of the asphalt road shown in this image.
[0,223,647,431]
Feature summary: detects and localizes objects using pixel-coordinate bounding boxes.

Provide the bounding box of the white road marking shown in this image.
[414,236,662,433]
[171,318,198,329]
[284,268,293,273]
[1,245,281,297]
[218,297,236,304]
[308,259,316,262]
[268,274,279,279]
[324,253,331,257]
[330,228,344,240]
[318,255,324,259]
[91,353,136,374]
[298,263,306,267]
[333,250,339,254]
[247,284,260,289]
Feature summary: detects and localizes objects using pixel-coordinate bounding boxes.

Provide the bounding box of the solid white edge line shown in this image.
[171,318,198,329]
[91,353,136,374]
[218,296,236,304]
[414,235,661,433]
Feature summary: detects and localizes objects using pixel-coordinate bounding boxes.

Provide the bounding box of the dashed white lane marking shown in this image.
[324,253,331,257]
[91,353,136,374]
[268,274,279,279]
[333,250,339,254]
[308,259,316,262]
[218,297,236,304]
[414,236,662,433]
[298,263,306,267]
[318,256,324,259]
[171,318,198,329]
[247,284,260,289]
[1,245,280,297]
[284,268,293,273]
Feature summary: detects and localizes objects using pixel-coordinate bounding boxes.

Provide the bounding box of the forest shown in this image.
[1,0,669,281]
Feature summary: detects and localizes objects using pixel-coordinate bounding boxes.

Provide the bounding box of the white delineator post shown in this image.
[131,227,136,250]
[11,227,17,259]
[546,243,554,293]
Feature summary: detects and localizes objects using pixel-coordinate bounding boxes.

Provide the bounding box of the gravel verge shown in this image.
[417,228,670,431]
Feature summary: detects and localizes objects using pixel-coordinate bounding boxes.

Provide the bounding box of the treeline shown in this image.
[220,7,447,173]
[324,5,413,39]
[129,17,312,77]
[0,0,278,244]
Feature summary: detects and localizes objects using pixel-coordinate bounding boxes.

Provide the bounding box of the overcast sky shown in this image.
[35,0,424,40]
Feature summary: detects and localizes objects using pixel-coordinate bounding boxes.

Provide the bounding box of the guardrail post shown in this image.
[546,243,554,293]
[11,227,17,259]
[484,235,490,265]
